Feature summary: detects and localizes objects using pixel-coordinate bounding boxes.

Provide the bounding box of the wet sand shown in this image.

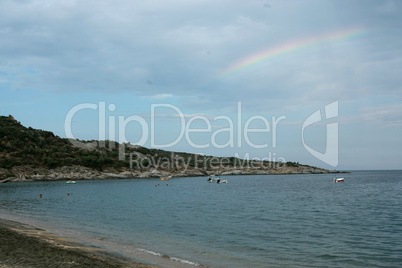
[0,218,157,268]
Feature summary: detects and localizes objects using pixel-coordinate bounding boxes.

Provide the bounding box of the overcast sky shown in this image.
[1,0,401,170]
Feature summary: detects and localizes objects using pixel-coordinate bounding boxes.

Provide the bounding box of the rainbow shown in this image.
[220,26,366,78]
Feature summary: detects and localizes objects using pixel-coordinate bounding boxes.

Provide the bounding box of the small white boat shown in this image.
[66,180,76,184]
[333,178,344,183]
[216,178,228,184]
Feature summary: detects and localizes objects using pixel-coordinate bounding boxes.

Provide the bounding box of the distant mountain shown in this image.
[0,115,334,182]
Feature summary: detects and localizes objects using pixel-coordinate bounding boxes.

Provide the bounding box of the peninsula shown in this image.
[0,115,337,183]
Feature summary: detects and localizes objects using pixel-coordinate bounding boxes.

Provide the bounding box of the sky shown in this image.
[1,0,401,170]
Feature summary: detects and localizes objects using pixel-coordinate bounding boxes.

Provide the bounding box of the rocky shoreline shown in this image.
[0,164,339,183]
[0,116,342,183]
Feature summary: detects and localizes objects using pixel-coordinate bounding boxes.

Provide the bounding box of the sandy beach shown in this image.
[0,218,157,268]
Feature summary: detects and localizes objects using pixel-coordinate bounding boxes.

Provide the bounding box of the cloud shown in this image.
[149,94,173,100]
[360,104,402,127]
[0,0,401,116]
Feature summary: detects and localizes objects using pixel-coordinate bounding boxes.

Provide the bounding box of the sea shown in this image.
[0,170,401,268]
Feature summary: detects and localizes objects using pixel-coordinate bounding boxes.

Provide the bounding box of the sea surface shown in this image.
[1,170,401,267]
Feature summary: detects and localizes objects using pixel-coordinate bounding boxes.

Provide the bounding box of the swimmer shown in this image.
[39,194,42,198]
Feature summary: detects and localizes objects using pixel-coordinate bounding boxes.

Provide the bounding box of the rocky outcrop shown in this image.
[0,164,338,183]
[0,115,340,183]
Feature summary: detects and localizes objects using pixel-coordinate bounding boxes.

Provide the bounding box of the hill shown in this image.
[0,115,334,182]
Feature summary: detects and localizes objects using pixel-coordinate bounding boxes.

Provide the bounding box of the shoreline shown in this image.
[0,214,204,268]
[0,217,157,268]
[1,164,345,183]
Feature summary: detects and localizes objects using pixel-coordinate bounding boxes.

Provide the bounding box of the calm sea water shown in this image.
[1,171,401,267]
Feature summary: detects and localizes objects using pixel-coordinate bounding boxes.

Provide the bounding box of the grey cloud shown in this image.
[0,0,401,114]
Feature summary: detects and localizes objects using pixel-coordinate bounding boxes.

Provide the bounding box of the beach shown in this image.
[0,218,156,268]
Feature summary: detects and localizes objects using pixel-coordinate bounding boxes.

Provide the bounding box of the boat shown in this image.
[207,175,216,182]
[333,178,344,183]
[161,176,171,181]
[66,180,76,184]
[216,178,228,184]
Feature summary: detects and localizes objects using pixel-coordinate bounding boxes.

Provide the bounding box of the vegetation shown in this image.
[0,115,297,172]
[286,161,300,167]
[0,116,217,170]
[0,116,125,170]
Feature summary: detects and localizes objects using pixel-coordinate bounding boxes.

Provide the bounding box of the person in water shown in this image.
[217,179,220,183]
[207,177,212,182]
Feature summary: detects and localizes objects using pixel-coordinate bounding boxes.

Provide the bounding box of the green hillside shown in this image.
[0,115,122,169]
[1,115,276,171]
